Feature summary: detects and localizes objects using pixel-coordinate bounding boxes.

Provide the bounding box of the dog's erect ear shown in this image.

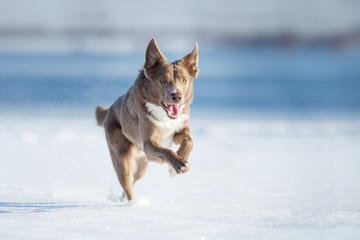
[180,43,199,78]
[144,38,166,69]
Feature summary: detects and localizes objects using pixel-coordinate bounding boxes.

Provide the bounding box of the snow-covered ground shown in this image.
[1,112,360,239]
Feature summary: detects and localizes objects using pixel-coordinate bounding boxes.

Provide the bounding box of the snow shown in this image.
[1,112,360,239]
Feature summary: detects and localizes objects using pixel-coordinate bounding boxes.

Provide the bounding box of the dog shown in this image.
[95,39,198,201]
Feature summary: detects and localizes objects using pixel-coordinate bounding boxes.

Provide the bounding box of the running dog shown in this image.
[96,39,198,200]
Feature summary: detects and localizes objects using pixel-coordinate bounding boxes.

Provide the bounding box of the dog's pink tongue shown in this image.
[168,104,179,116]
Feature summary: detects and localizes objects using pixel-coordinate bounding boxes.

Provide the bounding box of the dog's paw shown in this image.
[172,160,191,174]
[185,162,191,172]
[180,162,191,173]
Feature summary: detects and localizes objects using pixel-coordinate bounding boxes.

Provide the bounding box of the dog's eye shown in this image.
[160,78,166,83]
[182,79,187,84]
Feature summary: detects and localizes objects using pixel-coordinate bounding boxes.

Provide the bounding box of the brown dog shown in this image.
[95,39,198,201]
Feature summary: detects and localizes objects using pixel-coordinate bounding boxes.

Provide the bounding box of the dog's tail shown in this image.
[95,105,109,126]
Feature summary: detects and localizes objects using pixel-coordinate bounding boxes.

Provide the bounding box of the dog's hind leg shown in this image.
[106,122,136,201]
[117,150,148,202]
[109,147,135,201]
[111,148,148,201]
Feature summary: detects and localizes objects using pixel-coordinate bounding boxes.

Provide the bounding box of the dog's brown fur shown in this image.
[96,39,198,200]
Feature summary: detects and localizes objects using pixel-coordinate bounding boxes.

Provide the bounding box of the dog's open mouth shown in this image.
[161,101,181,119]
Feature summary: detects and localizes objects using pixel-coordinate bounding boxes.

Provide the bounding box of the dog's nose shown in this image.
[170,92,182,103]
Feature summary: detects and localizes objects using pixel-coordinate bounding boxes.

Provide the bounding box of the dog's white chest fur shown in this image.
[145,102,188,148]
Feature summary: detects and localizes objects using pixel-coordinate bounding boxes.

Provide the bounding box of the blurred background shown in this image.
[1,0,359,117]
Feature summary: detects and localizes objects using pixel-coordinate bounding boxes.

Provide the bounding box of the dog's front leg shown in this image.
[173,127,193,162]
[143,140,191,174]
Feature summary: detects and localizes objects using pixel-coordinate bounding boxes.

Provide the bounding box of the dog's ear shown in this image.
[144,38,166,70]
[179,43,199,78]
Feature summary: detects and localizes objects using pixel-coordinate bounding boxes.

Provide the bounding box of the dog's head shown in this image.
[143,38,198,119]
